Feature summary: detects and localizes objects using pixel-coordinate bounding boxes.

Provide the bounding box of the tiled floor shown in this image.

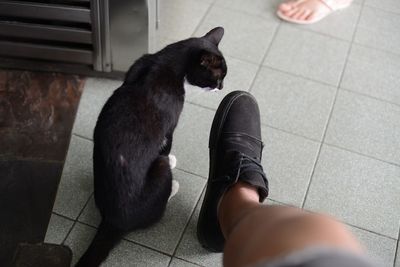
[46,0,400,266]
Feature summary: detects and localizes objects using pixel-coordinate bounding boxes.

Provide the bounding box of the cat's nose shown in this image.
[217,79,223,89]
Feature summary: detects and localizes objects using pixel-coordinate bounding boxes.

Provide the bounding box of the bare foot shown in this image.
[277,0,352,24]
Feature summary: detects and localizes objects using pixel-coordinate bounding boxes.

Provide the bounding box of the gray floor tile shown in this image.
[396,245,400,267]
[186,56,258,110]
[354,6,400,55]
[53,135,93,219]
[44,214,74,244]
[341,45,400,105]
[102,241,171,267]
[325,90,400,165]
[251,67,336,141]
[365,0,400,14]
[351,226,397,267]
[65,222,171,266]
[262,126,320,207]
[175,194,223,267]
[264,25,350,86]
[155,35,177,51]
[172,103,215,178]
[214,0,282,18]
[304,145,400,238]
[294,4,362,41]
[157,0,211,41]
[170,258,202,267]
[125,170,205,254]
[78,169,205,254]
[73,78,121,140]
[195,5,279,64]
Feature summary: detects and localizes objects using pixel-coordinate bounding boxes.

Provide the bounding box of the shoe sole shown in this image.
[197,91,257,252]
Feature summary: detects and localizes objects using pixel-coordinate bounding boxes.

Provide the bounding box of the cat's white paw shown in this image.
[168,154,177,169]
[168,180,179,202]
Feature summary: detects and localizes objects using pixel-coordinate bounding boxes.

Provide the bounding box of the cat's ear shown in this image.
[203,27,224,46]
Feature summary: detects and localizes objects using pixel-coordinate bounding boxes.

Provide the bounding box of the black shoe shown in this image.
[197,91,269,252]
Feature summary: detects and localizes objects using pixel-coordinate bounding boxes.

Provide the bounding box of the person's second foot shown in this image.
[277,0,352,24]
[197,91,269,252]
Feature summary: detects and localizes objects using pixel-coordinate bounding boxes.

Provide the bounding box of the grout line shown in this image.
[261,123,322,143]
[351,41,400,57]
[120,238,172,258]
[344,222,398,241]
[224,55,259,67]
[261,65,338,87]
[170,185,207,259]
[304,208,399,241]
[394,228,400,267]
[173,256,206,267]
[167,257,173,267]
[190,0,217,37]
[283,23,355,43]
[339,87,400,109]
[69,219,175,259]
[300,142,324,208]
[185,101,217,112]
[363,3,400,16]
[223,53,264,66]
[323,142,400,168]
[61,192,94,245]
[301,3,364,209]
[73,133,93,142]
[352,1,365,41]
[51,211,75,222]
[68,219,98,230]
[248,23,282,94]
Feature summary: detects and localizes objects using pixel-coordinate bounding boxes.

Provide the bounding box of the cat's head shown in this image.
[185,27,227,90]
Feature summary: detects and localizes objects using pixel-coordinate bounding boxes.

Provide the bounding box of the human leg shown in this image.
[220,183,363,267]
[197,91,372,267]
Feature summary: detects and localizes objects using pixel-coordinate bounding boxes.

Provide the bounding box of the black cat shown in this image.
[75,27,227,266]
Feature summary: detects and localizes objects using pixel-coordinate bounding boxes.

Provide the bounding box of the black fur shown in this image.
[75,27,227,267]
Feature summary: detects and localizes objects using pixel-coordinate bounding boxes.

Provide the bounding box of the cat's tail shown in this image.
[75,221,124,267]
